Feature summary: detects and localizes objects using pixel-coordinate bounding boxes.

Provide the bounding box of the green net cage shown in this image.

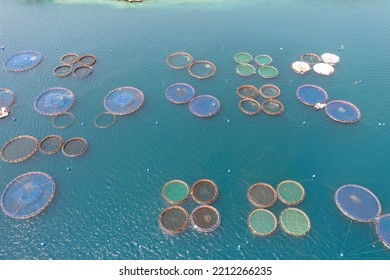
[248,209,277,236]
[276,180,305,206]
[162,180,190,204]
[279,208,311,237]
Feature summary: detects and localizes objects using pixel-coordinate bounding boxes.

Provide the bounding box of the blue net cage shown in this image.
[104,87,144,116]
[188,95,220,118]
[335,184,381,222]
[165,83,196,104]
[325,100,361,124]
[4,51,43,72]
[34,87,75,116]
[376,214,390,249]
[1,172,56,219]
[296,84,329,106]
[0,88,15,109]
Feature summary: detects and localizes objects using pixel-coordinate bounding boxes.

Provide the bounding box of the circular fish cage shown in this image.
[313,63,334,76]
[236,85,259,99]
[234,52,253,64]
[78,54,96,66]
[166,52,194,69]
[0,88,16,109]
[60,53,79,65]
[248,209,277,236]
[335,184,381,222]
[1,172,55,219]
[35,87,75,116]
[190,179,218,205]
[258,66,279,79]
[321,53,340,66]
[61,137,88,158]
[296,84,329,106]
[104,86,144,116]
[247,183,277,208]
[255,54,273,66]
[236,63,256,77]
[376,214,390,250]
[39,135,64,155]
[73,65,93,79]
[0,135,39,163]
[162,180,190,205]
[4,51,43,72]
[325,100,361,124]
[291,61,311,74]
[188,61,217,79]
[259,84,281,99]
[52,112,76,129]
[190,205,221,233]
[54,65,72,78]
[165,83,196,104]
[279,208,311,237]
[300,53,321,65]
[262,99,284,115]
[239,99,261,115]
[188,95,220,118]
[94,112,117,129]
[276,180,305,206]
[159,206,189,235]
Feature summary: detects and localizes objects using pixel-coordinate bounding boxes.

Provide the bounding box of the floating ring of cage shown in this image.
[165,83,196,104]
[248,209,277,236]
[52,112,76,129]
[335,184,381,222]
[276,180,305,206]
[1,172,55,219]
[325,100,361,124]
[300,53,321,65]
[189,95,220,118]
[94,112,117,129]
[60,53,79,65]
[262,99,284,115]
[247,183,277,208]
[376,214,390,249]
[190,179,219,205]
[234,52,253,64]
[54,65,72,78]
[296,84,329,106]
[35,87,75,116]
[236,85,259,99]
[4,50,43,72]
[166,52,193,69]
[321,53,340,66]
[291,61,311,74]
[190,205,221,233]
[279,208,311,237]
[258,66,279,79]
[0,135,39,163]
[78,54,96,66]
[104,86,145,116]
[255,54,273,66]
[236,63,256,77]
[159,206,189,235]
[188,61,217,79]
[259,84,281,99]
[39,135,64,155]
[239,99,261,115]
[73,65,93,79]
[162,180,190,205]
[313,63,334,76]
[0,88,16,109]
[61,137,88,158]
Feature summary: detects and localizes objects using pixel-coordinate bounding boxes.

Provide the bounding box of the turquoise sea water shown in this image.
[1,0,390,260]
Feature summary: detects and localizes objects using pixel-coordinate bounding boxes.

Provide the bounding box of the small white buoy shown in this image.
[222,46,225,50]
[383,123,386,126]
[228,169,231,174]
[237,245,241,249]
[81,122,85,126]
[40,242,45,246]
[225,79,228,82]
[67,167,71,171]
[378,123,382,127]
[280,47,283,51]
[312,174,316,179]
[12,117,16,121]
[147,168,150,172]
[1,46,4,50]
[340,253,344,257]
[302,121,306,126]
[155,121,159,126]
[227,119,230,124]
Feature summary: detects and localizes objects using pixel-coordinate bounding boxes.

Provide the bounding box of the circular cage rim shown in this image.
[236,63,256,77]
[1,171,56,220]
[279,207,311,237]
[188,95,221,118]
[4,50,43,72]
[159,205,190,235]
[234,52,254,64]
[261,99,284,116]
[320,53,340,66]
[165,83,196,104]
[276,180,306,206]
[190,205,221,233]
[254,54,273,66]
[259,84,281,99]
[313,63,335,76]
[94,112,117,129]
[190,179,219,205]
[39,135,64,155]
[0,88,16,109]
[239,98,262,116]
[291,61,311,74]
[34,87,75,116]
[296,84,329,106]
[51,112,76,129]
[60,53,79,65]
[166,52,194,70]
[258,66,279,79]
[61,137,88,158]
[78,54,96,66]
[188,60,217,79]
[300,53,322,66]
[375,214,390,249]
[236,85,259,99]
[54,65,73,78]
[162,180,190,205]
[72,65,93,79]
[247,182,277,208]
[325,100,361,124]
[248,209,278,237]
[104,86,145,116]
[0,135,39,163]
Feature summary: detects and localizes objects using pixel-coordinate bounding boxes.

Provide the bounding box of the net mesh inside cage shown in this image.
[52,112,76,129]
[159,206,189,235]
[296,84,329,106]
[259,84,281,99]
[73,65,92,79]
[236,85,259,99]
[162,180,190,204]
[166,52,193,69]
[255,54,273,66]
[258,66,279,79]
[0,88,16,109]
[1,135,39,163]
[61,137,88,158]
[188,95,220,118]
[190,205,221,233]
[247,183,277,208]
[78,54,96,66]
[376,214,390,250]
[279,208,311,237]
[104,86,144,116]
[248,209,277,236]
[325,100,361,124]
[236,63,256,77]
[54,65,72,78]
[300,53,321,65]
[276,180,305,206]
[165,83,196,104]
[61,53,79,65]
[239,99,261,115]
[4,51,43,72]
[39,135,64,155]
[291,61,310,74]
[1,172,55,219]
[94,112,117,129]
[262,99,284,115]
[234,52,253,64]
[188,61,217,79]
[190,179,218,204]
[34,87,75,116]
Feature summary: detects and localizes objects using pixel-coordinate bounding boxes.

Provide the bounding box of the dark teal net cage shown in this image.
[34,87,75,116]
[165,83,196,104]
[189,95,220,118]
[104,86,144,115]
[335,184,381,222]
[1,135,39,163]
[296,84,329,106]
[72,65,92,79]
[166,52,193,69]
[0,88,15,109]
[4,51,43,72]
[325,100,361,124]
[1,172,55,219]
[376,214,390,249]
[188,61,217,79]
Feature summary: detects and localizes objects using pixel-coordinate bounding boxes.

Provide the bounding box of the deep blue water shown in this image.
[0,0,390,260]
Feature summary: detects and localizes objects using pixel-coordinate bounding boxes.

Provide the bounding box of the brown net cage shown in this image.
[78,54,96,66]
[166,52,194,70]
[61,137,88,158]
[236,85,259,99]
[52,112,76,129]
[73,65,92,79]
[188,61,217,79]
[61,53,79,65]
[94,112,117,129]
[0,135,39,163]
[259,84,281,99]
[54,65,72,78]
[39,135,64,155]
[190,205,221,233]
[239,99,262,115]
[247,183,277,208]
[159,206,189,235]
[300,53,321,65]
[190,179,219,205]
[262,99,284,116]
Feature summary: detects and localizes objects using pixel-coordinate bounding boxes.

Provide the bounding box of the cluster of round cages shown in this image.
[276,180,306,206]
[279,208,311,237]
[166,52,217,79]
[54,53,96,79]
[296,84,329,107]
[0,135,40,164]
[0,88,16,110]
[4,50,43,72]
[1,172,55,219]
[234,52,274,78]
